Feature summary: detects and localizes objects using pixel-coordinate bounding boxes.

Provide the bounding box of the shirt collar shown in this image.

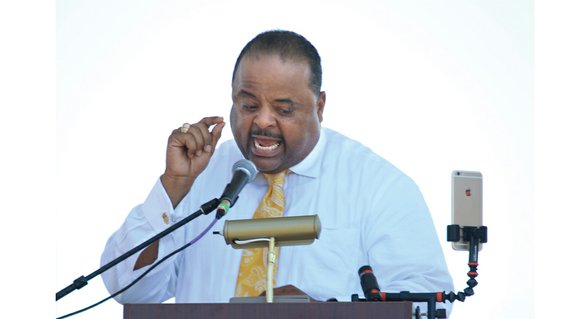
[288,127,326,179]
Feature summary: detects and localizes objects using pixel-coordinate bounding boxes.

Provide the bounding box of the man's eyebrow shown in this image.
[238,89,257,99]
[273,98,295,105]
[237,90,300,106]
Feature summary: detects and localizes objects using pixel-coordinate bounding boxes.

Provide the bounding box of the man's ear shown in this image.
[316,91,326,122]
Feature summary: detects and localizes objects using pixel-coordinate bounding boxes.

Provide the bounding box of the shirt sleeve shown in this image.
[100,178,188,303]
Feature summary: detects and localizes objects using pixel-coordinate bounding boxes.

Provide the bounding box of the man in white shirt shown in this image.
[101,30,454,313]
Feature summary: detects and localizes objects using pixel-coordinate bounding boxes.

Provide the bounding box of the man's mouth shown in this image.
[254,139,280,151]
[251,136,283,156]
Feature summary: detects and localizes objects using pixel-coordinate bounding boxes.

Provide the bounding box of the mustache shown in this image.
[250,129,283,140]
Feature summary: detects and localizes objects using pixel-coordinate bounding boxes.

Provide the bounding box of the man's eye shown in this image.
[242,104,257,111]
[278,106,295,115]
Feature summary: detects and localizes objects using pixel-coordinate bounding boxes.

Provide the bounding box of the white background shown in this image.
[0,1,577,318]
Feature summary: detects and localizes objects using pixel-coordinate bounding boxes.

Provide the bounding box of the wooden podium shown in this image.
[124,302,412,319]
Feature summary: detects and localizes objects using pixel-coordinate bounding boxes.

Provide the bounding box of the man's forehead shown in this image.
[237,53,310,76]
[234,65,305,90]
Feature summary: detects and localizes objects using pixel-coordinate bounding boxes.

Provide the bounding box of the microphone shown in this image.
[221,215,321,248]
[216,159,258,218]
[358,265,385,301]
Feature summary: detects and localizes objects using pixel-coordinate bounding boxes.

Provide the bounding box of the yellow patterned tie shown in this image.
[234,170,287,297]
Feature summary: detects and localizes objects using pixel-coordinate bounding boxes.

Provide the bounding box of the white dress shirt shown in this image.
[101,127,454,312]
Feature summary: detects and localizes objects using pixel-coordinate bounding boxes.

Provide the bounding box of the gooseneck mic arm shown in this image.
[56,198,220,301]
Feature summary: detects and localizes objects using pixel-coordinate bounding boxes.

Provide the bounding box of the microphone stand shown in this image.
[56,198,220,301]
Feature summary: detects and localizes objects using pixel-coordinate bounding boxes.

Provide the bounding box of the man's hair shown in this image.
[231,30,322,94]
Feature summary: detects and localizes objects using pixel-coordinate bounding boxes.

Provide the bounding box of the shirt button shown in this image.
[162,212,170,225]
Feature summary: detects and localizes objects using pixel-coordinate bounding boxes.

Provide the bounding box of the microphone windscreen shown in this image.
[233,159,258,181]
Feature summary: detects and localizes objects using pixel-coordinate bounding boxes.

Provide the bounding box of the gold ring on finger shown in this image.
[180,123,191,133]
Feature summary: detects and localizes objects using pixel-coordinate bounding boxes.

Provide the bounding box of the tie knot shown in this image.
[263,169,288,187]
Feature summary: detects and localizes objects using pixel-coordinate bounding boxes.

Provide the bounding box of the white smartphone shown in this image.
[451,170,483,251]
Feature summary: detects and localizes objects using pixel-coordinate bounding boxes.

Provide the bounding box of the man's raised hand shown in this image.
[161,116,225,207]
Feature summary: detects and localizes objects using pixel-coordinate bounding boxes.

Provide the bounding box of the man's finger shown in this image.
[188,124,209,152]
[210,121,226,150]
[170,128,201,159]
[197,116,224,128]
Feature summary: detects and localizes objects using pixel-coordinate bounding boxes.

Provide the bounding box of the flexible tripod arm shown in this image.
[444,225,487,302]
[353,225,488,319]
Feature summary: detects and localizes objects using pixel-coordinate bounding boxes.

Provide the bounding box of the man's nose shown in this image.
[253,106,277,129]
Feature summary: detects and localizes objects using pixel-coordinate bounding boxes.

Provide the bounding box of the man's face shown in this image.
[230,54,325,173]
